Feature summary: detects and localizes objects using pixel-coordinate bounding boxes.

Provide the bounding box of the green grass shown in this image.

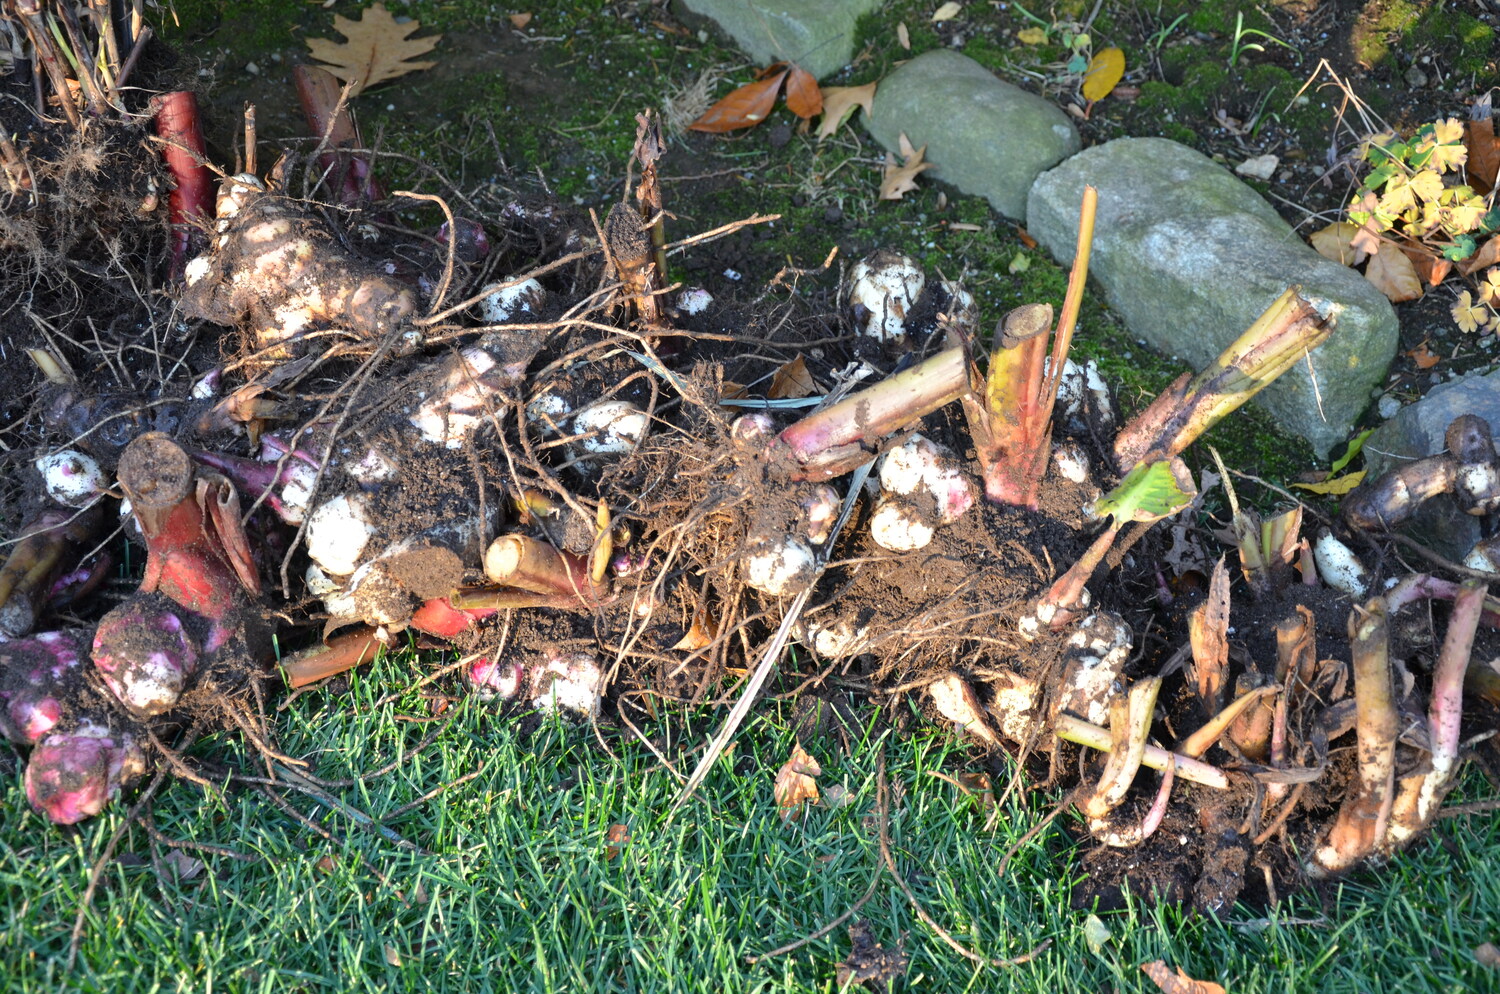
[4,645,1500,991]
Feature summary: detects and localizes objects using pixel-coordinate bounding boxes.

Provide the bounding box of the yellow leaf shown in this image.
[1364,243,1423,303]
[1309,221,1367,266]
[880,133,933,201]
[1017,26,1048,45]
[1292,470,1366,495]
[932,1,962,20]
[815,82,876,140]
[305,3,441,97]
[1081,47,1126,102]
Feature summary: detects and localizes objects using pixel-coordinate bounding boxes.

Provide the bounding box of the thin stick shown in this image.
[393,190,457,315]
[877,755,1051,968]
[747,871,883,963]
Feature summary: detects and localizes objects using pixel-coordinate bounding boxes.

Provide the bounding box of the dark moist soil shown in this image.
[3,1,1497,918]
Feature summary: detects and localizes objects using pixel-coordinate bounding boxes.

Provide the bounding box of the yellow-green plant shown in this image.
[1345,118,1500,332]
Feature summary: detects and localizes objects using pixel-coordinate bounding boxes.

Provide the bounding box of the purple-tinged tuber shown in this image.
[0,630,89,745]
[24,720,146,825]
[91,594,200,719]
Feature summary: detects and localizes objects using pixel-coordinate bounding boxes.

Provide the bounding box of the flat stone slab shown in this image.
[673,0,882,80]
[865,50,1079,220]
[1027,137,1399,458]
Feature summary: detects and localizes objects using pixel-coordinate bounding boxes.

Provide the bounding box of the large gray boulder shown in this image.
[1027,137,1398,458]
[673,0,883,80]
[865,50,1079,220]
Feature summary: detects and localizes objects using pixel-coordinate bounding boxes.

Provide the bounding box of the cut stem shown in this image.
[1053,713,1229,790]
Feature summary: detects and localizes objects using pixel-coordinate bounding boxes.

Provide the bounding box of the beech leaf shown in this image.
[688,68,789,132]
[1141,961,1227,994]
[816,82,876,139]
[305,3,441,97]
[783,65,822,120]
[774,742,821,818]
[1364,243,1423,302]
[880,133,933,200]
[1080,47,1125,102]
[1309,221,1367,266]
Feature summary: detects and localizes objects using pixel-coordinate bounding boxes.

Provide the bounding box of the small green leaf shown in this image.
[1083,914,1112,955]
[1443,234,1478,262]
[1329,428,1375,474]
[1362,162,1397,191]
[1092,460,1195,524]
[1477,208,1500,235]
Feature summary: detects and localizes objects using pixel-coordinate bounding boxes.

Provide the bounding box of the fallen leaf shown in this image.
[1081,48,1125,102]
[880,133,933,201]
[161,850,205,882]
[1406,339,1441,368]
[507,12,532,29]
[783,64,822,120]
[1291,470,1366,495]
[689,66,789,132]
[956,771,993,805]
[1467,114,1499,193]
[768,355,819,398]
[670,607,718,651]
[1234,153,1279,181]
[815,82,876,139]
[1015,226,1038,248]
[1309,221,1366,266]
[605,822,630,859]
[305,3,441,96]
[932,1,963,21]
[897,22,911,49]
[1477,942,1500,969]
[1082,914,1112,955]
[823,782,855,808]
[1405,249,1451,286]
[774,741,822,818]
[383,944,402,967]
[1364,242,1423,302]
[1459,237,1500,276]
[1017,26,1048,44]
[1141,961,1227,994]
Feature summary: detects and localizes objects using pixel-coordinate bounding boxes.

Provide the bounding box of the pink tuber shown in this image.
[0,630,89,745]
[91,594,200,719]
[24,721,146,825]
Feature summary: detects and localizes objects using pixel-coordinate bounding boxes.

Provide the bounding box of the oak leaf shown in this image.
[815,82,876,139]
[1141,961,1227,994]
[305,3,441,97]
[880,133,933,200]
[773,741,821,818]
[1364,243,1423,302]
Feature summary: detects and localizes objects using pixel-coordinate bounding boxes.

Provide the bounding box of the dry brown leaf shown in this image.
[688,66,789,132]
[1405,249,1451,287]
[1365,243,1424,302]
[305,3,441,97]
[896,22,911,49]
[1406,340,1441,369]
[774,741,822,818]
[670,607,718,651]
[816,82,876,139]
[1467,115,1499,193]
[880,133,933,200]
[956,771,994,805]
[1188,557,1230,708]
[1308,221,1367,266]
[783,65,822,120]
[1141,961,1228,994]
[1460,236,1500,276]
[508,12,533,29]
[768,355,819,398]
[605,823,630,859]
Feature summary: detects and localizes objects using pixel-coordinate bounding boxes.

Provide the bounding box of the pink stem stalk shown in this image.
[152,91,214,278]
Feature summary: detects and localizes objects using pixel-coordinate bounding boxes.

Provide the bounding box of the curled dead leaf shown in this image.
[774,741,822,818]
[815,82,876,140]
[880,133,933,201]
[1364,243,1423,303]
[605,822,630,859]
[1141,960,1228,994]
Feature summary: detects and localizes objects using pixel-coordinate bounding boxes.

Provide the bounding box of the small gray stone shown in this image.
[1360,371,1500,560]
[865,51,1079,220]
[673,0,882,80]
[1027,137,1398,457]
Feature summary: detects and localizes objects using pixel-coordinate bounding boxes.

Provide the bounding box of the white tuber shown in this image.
[848,250,924,342]
[744,535,816,596]
[870,498,935,552]
[677,288,714,315]
[1314,531,1370,597]
[531,652,603,717]
[478,278,546,323]
[526,392,572,435]
[573,401,647,455]
[800,486,840,545]
[305,493,376,576]
[35,450,106,508]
